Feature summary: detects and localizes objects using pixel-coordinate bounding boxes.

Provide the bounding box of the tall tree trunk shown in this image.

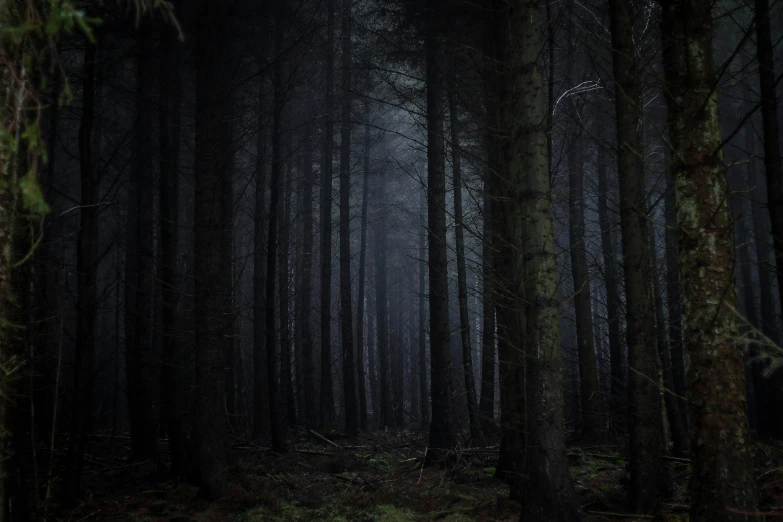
[479,185,495,427]
[425,0,457,456]
[566,109,601,444]
[596,114,624,423]
[392,271,405,427]
[127,22,158,463]
[253,72,270,440]
[748,111,773,435]
[755,0,783,438]
[280,157,296,427]
[339,0,357,437]
[418,188,429,429]
[299,118,317,429]
[374,194,393,427]
[661,0,759,516]
[505,0,584,516]
[356,108,371,431]
[664,174,688,436]
[320,0,336,430]
[486,0,524,484]
[449,78,485,446]
[608,0,666,509]
[266,14,289,451]
[159,10,188,475]
[63,38,99,504]
[193,0,233,495]
[368,278,379,425]
[649,225,687,456]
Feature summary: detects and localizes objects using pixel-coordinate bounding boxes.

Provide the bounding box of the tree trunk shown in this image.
[449,77,485,446]
[486,0,524,484]
[299,118,317,429]
[253,72,270,440]
[649,225,687,456]
[596,114,624,423]
[418,188,429,429]
[127,22,158,463]
[374,192,393,427]
[280,156,296,427]
[193,0,233,495]
[505,0,584,517]
[609,0,666,509]
[63,38,99,504]
[479,185,495,427]
[755,0,783,439]
[338,0,357,437]
[266,14,289,451]
[356,107,371,431]
[320,0,336,430]
[664,174,688,437]
[661,0,759,516]
[425,0,457,456]
[159,9,188,475]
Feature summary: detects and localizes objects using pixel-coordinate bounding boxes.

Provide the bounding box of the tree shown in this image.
[159,5,188,475]
[449,72,485,446]
[608,0,666,509]
[498,0,584,516]
[320,0,336,430]
[339,0,358,437]
[356,106,372,431]
[661,0,759,516]
[425,0,457,456]
[192,0,235,497]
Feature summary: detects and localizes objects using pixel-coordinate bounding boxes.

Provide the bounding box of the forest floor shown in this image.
[51,429,783,522]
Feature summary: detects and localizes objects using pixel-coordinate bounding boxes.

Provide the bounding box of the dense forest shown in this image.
[1,0,783,520]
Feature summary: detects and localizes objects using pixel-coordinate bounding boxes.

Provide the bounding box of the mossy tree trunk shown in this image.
[661,0,759,517]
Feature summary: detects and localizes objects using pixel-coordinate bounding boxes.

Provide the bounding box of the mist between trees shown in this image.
[1,0,782,520]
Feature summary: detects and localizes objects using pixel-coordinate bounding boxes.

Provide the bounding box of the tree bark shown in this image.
[608,0,666,509]
[339,0,357,437]
[356,107,371,431]
[479,186,495,427]
[425,0,457,456]
[505,0,584,517]
[449,77,485,446]
[159,9,188,475]
[320,0,336,430]
[127,21,158,463]
[418,188,429,429]
[280,155,296,427]
[193,0,234,496]
[299,118,317,429]
[661,0,760,516]
[266,14,289,451]
[374,190,393,427]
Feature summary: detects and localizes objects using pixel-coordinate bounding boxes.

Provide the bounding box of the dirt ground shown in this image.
[48,429,783,521]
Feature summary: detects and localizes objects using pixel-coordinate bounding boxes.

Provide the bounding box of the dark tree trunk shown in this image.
[356,108,371,431]
[280,157,296,427]
[192,0,234,496]
[505,0,584,517]
[596,115,624,423]
[338,0,358,437]
[320,0,336,430]
[418,188,429,429]
[449,78,484,446]
[253,72,270,441]
[374,192,393,427]
[649,226,687,456]
[425,0,457,456]
[299,118,317,429]
[609,0,666,509]
[62,39,99,505]
[755,0,783,438]
[664,174,688,437]
[661,0,760,516]
[127,21,158,463]
[159,10,188,475]
[479,185,495,427]
[266,15,289,451]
